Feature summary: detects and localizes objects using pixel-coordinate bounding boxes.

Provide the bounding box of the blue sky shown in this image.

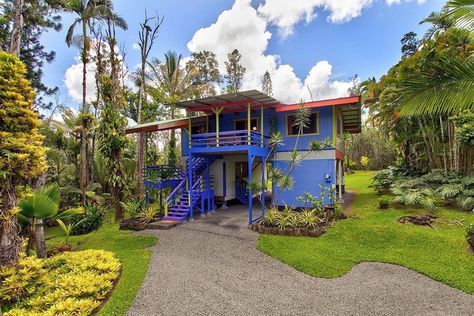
[40,0,444,111]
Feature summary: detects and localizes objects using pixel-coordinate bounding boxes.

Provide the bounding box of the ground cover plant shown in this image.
[1,249,120,315]
[45,221,156,315]
[257,171,474,294]
[371,167,474,211]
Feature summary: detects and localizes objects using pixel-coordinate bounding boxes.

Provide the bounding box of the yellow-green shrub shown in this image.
[1,249,120,315]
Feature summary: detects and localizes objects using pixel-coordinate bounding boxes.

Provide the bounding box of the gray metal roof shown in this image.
[170,90,282,113]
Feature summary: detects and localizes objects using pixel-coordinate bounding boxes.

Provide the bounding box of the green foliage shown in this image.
[56,216,87,245]
[378,196,391,209]
[391,186,437,210]
[70,205,105,235]
[224,49,246,93]
[137,206,157,223]
[1,250,120,315]
[299,210,321,228]
[120,199,144,219]
[453,110,474,146]
[373,167,474,211]
[260,208,281,226]
[371,167,399,194]
[19,185,60,219]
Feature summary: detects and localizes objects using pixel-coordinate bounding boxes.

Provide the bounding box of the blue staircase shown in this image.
[162,157,216,222]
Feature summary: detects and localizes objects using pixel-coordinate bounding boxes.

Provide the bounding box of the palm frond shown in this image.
[445,0,474,29]
[398,56,474,116]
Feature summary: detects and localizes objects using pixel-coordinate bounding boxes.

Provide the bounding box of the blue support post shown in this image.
[261,156,265,217]
[248,153,253,224]
[188,153,194,221]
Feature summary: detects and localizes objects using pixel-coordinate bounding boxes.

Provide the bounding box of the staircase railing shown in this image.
[163,177,187,217]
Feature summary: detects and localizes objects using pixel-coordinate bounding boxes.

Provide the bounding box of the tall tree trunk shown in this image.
[0,181,22,266]
[34,219,47,258]
[135,63,146,196]
[80,23,89,206]
[9,0,24,57]
[439,115,448,174]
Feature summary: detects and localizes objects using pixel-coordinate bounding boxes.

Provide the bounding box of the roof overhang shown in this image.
[171,90,282,114]
[125,116,207,135]
[276,96,362,134]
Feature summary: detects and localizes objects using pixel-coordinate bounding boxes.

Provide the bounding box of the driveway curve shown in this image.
[128,205,474,316]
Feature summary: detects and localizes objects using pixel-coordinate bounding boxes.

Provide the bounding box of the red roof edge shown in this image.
[275,96,360,112]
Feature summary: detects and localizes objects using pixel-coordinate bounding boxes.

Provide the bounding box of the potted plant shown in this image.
[378,196,391,209]
[467,224,474,250]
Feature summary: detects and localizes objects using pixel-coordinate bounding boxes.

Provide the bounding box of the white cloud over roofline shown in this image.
[187,0,353,104]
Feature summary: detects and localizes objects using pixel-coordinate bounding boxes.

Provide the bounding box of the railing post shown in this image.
[212,107,223,147]
[247,103,251,145]
[188,111,192,149]
[189,154,194,220]
[260,106,264,146]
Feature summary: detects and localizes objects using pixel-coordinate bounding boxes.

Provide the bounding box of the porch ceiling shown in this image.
[125,116,207,134]
[171,90,282,114]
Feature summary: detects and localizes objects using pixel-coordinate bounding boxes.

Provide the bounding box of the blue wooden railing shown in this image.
[191,130,269,148]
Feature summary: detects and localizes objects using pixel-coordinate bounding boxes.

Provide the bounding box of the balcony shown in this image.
[189,130,270,155]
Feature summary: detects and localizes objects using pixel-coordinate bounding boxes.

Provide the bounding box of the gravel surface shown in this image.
[128,205,474,316]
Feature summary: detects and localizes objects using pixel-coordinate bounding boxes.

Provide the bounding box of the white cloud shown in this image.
[257,0,374,38]
[64,41,127,105]
[187,0,352,104]
[386,0,426,5]
[132,43,140,50]
[64,58,97,104]
[258,0,426,38]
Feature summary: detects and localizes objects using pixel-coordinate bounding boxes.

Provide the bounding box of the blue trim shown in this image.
[248,152,253,224]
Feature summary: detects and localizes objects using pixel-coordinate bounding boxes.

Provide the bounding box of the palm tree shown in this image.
[420,10,454,40]
[147,51,201,165]
[397,1,474,116]
[64,0,127,205]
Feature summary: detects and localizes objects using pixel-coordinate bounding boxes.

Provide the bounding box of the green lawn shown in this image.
[46,220,156,315]
[257,171,474,294]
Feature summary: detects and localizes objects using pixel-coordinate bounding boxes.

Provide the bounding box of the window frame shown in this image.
[234,117,259,131]
[285,111,320,137]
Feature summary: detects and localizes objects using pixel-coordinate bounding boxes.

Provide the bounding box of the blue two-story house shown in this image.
[126,90,361,224]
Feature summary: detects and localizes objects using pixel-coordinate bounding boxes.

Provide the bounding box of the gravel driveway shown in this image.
[128,205,474,316]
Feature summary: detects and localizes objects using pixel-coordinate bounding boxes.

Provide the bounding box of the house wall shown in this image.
[180,105,339,207]
[274,105,334,152]
[272,149,336,207]
[182,154,265,201]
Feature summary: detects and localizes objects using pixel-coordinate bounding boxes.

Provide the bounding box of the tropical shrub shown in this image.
[391,187,436,210]
[371,167,399,194]
[0,249,120,315]
[120,199,144,219]
[372,167,474,212]
[0,52,47,265]
[299,210,321,228]
[70,205,105,235]
[378,196,391,209]
[467,224,474,248]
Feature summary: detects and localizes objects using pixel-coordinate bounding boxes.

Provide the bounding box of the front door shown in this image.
[235,162,248,180]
